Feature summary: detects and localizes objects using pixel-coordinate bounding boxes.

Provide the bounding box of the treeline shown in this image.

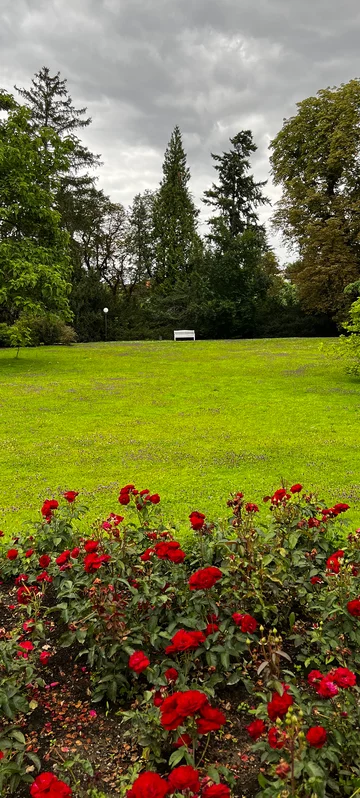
[2,69,360,344]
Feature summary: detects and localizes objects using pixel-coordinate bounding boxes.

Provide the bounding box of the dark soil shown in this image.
[1,586,260,797]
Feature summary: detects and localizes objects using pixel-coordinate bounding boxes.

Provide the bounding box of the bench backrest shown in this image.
[174,330,195,340]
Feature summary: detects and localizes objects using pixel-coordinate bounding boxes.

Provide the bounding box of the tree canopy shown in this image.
[0,92,73,323]
[270,79,360,323]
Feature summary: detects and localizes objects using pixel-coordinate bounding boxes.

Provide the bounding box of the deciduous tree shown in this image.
[0,92,72,322]
[270,79,360,323]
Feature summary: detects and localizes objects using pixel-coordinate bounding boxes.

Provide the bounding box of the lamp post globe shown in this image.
[103,307,109,340]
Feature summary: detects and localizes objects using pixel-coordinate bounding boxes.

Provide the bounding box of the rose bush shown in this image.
[0,483,359,797]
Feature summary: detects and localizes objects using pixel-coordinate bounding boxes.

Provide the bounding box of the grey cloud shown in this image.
[1,0,360,259]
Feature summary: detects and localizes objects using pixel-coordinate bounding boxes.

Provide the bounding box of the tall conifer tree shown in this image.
[15,66,99,174]
[152,126,200,284]
[202,131,269,337]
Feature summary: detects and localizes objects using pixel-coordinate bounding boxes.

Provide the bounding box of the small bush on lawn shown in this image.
[0,484,360,797]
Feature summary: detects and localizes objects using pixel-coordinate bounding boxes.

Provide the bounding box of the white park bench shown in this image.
[174,329,195,341]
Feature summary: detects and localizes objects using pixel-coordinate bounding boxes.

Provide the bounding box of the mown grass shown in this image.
[1,338,360,535]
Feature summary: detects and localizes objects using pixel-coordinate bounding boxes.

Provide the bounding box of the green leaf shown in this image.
[27,752,41,771]
[168,748,186,767]
[207,765,220,784]
[59,631,76,647]
[11,730,25,744]
[227,672,240,685]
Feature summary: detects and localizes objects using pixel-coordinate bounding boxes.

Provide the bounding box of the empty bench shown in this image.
[174,330,195,341]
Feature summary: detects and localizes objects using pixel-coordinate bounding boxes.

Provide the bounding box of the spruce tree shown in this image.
[127,191,156,282]
[204,130,267,244]
[15,66,99,173]
[202,131,270,338]
[152,126,200,284]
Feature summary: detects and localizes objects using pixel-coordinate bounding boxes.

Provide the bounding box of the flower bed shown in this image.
[0,484,360,797]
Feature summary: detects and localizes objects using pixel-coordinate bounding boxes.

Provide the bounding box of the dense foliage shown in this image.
[0,483,359,797]
[336,281,360,374]
[0,92,73,324]
[270,79,360,327]
[0,66,343,346]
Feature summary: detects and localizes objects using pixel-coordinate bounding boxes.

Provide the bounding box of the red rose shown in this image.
[188,567,222,591]
[108,513,124,524]
[271,488,288,503]
[63,491,79,503]
[326,551,344,574]
[189,511,206,530]
[232,613,257,634]
[267,690,293,720]
[268,727,286,749]
[84,553,111,573]
[15,574,28,585]
[56,550,71,566]
[129,651,150,674]
[71,547,80,559]
[176,690,208,718]
[246,719,266,740]
[275,762,291,779]
[306,726,327,748]
[330,667,356,688]
[202,785,231,798]
[38,554,51,568]
[173,733,192,748]
[40,651,51,665]
[333,503,350,514]
[149,494,160,504]
[160,693,185,730]
[205,622,219,635]
[245,503,259,513]
[84,540,99,553]
[310,576,322,585]
[36,571,53,583]
[153,691,164,708]
[154,541,180,559]
[18,641,34,659]
[290,484,302,494]
[347,597,360,617]
[119,493,131,505]
[167,765,200,794]
[167,548,186,563]
[165,629,206,654]
[23,619,35,632]
[140,547,154,561]
[164,667,178,683]
[308,517,320,528]
[30,772,72,798]
[25,549,34,558]
[41,499,59,517]
[17,585,38,605]
[6,549,18,560]
[196,704,226,734]
[316,678,338,698]
[307,670,323,685]
[126,772,168,798]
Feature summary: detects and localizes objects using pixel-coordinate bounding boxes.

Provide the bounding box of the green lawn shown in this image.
[1,338,360,535]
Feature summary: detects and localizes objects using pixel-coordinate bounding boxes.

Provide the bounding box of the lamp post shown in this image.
[103,307,109,341]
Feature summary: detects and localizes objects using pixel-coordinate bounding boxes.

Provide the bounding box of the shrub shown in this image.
[0,483,359,797]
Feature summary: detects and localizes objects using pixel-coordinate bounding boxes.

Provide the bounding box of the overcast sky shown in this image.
[1,0,360,261]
